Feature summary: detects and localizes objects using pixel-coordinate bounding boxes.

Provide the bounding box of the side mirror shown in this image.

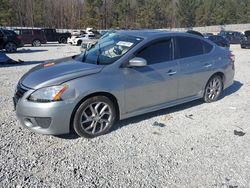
[127,57,147,67]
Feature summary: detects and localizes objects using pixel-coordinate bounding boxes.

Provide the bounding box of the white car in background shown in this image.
[67,34,96,46]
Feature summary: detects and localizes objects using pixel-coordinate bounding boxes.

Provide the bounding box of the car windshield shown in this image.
[74,33,143,65]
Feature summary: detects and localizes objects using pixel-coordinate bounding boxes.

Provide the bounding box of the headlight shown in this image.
[28,85,68,102]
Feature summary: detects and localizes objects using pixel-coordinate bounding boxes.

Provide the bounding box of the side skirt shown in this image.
[120,95,202,120]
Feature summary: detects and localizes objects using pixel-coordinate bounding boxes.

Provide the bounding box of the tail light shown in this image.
[229,51,235,70]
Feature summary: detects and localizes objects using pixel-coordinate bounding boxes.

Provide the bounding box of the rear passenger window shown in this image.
[176,37,203,58]
[22,30,32,35]
[137,39,172,64]
[203,41,213,54]
[176,36,213,58]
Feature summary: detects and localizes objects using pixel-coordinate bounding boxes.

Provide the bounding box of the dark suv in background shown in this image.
[205,35,230,48]
[0,29,24,53]
[219,31,244,44]
[14,29,47,47]
[240,30,250,49]
[42,28,71,43]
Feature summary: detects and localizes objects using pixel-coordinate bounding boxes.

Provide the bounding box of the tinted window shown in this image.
[176,37,212,58]
[3,30,16,36]
[22,30,32,35]
[176,37,204,58]
[33,30,43,35]
[203,41,213,54]
[137,39,172,64]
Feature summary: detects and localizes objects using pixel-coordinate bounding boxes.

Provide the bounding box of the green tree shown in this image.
[176,0,200,27]
[0,0,11,26]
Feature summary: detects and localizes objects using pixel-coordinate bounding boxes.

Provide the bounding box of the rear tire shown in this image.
[5,42,17,53]
[60,37,67,44]
[32,40,41,47]
[73,96,116,138]
[203,75,223,103]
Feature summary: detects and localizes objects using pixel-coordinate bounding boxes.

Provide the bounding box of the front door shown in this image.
[123,38,179,113]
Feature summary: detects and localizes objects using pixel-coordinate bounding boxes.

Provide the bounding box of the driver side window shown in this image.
[137,39,173,65]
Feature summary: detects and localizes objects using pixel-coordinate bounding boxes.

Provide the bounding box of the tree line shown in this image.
[0,0,250,29]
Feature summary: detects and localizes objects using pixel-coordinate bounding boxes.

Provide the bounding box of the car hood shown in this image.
[20,57,103,89]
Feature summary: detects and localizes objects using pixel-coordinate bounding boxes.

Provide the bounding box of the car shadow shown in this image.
[17,49,48,53]
[57,80,243,140]
[221,80,243,98]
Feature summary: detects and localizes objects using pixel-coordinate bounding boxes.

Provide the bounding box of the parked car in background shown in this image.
[219,31,244,44]
[14,31,235,138]
[42,28,71,44]
[205,35,230,48]
[0,28,23,53]
[67,33,96,46]
[14,29,47,47]
[240,30,250,49]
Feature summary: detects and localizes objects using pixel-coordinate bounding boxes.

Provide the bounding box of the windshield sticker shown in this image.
[117,41,134,47]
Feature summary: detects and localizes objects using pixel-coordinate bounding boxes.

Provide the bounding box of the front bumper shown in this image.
[14,86,75,135]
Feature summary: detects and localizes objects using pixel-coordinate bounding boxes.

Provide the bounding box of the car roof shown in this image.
[115,29,200,39]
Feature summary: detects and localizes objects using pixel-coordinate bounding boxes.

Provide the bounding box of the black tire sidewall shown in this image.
[73,96,116,138]
[60,38,66,44]
[5,42,17,53]
[204,75,223,103]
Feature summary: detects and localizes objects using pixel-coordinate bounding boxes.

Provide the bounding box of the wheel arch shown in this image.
[203,71,226,94]
[69,91,120,132]
[4,40,17,47]
[210,72,225,85]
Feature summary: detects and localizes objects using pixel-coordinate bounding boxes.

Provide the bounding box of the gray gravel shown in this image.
[0,44,250,188]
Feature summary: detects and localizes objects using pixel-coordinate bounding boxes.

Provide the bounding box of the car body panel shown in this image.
[14,30,235,135]
[19,57,104,89]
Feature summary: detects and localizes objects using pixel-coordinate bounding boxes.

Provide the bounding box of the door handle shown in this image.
[204,63,212,68]
[167,70,177,76]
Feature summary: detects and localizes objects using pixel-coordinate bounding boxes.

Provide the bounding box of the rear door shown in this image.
[123,38,179,113]
[175,36,214,99]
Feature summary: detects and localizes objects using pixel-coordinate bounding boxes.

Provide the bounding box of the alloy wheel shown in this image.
[80,102,112,135]
[206,77,223,100]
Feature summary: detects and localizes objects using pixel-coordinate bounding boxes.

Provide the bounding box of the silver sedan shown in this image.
[14,30,235,138]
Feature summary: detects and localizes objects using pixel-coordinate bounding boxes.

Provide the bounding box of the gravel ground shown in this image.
[0,44,250,188]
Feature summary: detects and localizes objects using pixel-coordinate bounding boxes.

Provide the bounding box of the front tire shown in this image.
[203,75,223,103]
[5,42,17,53]
[73,96,116,138]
